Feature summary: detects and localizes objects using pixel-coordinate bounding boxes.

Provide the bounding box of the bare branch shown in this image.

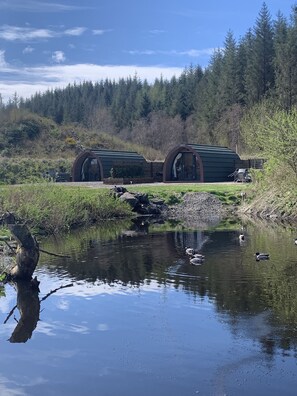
[40,283,73,303]
[39,248,71,259]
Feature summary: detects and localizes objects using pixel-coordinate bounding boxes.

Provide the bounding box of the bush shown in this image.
[0,158,72,184]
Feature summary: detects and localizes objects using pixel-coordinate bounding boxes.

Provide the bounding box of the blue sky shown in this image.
[0,0,295,102]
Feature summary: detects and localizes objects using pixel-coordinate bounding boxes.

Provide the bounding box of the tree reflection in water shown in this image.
[36,217,297,358]
[4,280,72,343]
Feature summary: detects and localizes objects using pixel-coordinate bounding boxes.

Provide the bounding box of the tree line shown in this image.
[2,2,297,155]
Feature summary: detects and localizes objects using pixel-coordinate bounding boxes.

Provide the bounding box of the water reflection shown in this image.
[6,279,40,343]
[4,279,73,343]
[37,218,297,352]
[1,217,297,395]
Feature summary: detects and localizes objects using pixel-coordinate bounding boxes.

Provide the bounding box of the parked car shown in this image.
[229,168,252,183]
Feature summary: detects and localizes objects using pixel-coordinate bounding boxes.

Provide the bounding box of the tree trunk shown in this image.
[9,279,40,343]
[7,223,39,280]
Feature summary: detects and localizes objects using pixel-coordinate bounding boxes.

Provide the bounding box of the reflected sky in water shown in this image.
[0,218,297,395]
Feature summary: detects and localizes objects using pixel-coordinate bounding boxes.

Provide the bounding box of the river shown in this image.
[0,216,297,395]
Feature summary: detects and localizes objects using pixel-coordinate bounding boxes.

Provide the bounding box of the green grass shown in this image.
[0,184,132,234]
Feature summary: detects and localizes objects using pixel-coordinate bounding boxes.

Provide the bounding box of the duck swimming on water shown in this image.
[255,252,270,261]
[190,256,205,265]
[186,247,201,256]
[192,253,205,259]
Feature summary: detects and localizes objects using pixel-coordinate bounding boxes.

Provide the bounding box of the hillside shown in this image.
[0,109,163,184]
[0,109,163,160]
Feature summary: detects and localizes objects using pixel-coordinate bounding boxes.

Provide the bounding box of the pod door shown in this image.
[171,152,200,181]
[81,157,101,181]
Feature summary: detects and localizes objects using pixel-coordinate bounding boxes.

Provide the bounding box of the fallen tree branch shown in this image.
[40,283,73,302]
[39,248,71,259]
[3,304,17,324]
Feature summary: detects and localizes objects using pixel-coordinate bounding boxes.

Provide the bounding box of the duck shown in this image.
[239,233,245,241]
[186,247,198,256]
[190,256,204,265]
[192,253,205,259]
[255,252,270,261]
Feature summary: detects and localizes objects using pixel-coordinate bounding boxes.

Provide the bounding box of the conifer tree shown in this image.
[274,12,291,110]
[220,30,241,108]
[245,2,275,105]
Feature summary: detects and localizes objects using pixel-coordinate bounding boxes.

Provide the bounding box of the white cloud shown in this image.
[126,48,215,58]
[149,29,165,35]
[0,0,92,12]
[180,48,215,57]
[0,25,88,42]
[97,323,109,331]
[52,51,66,63]
[0,25,55,41]
[23,45,34,54]
[0,49,7,67]
[0,63,183,102]
[128,50,157,55]
[92,29,111,36]
[64,27,86,36]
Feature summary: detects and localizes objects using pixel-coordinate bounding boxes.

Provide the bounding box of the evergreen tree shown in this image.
[245,2,275,105]
[138,91,152,119]
[286,5,297,108]
[237,30,253,105]
[274,12,291,110]
[194,49,224,142]
[220,30,241,108]
[150,76,165,111]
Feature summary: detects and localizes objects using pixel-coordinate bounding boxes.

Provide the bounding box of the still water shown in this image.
[0,217,297,396]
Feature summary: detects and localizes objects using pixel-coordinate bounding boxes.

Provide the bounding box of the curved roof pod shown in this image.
[72,149,147,182]
[163,144,240,183]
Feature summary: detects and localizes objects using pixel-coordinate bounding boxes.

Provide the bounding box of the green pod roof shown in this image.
[72,149,147,181]
[163,144,240,182]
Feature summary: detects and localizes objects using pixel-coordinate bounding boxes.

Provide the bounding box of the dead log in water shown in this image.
[0,212,40,280]
[7,223,40,279]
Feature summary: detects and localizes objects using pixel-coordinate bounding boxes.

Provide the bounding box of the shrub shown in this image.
[0,158,72,184]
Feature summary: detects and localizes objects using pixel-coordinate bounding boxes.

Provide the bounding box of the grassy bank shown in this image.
[0,182,250,235]
[239,167,297,219]
[0,184,132,234]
